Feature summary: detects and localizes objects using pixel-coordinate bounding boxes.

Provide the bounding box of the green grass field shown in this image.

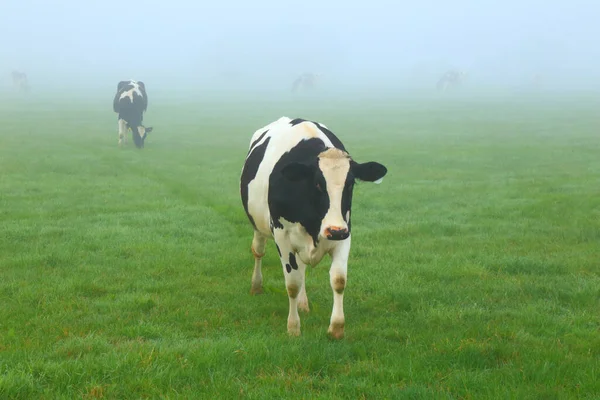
[1,92,599,399]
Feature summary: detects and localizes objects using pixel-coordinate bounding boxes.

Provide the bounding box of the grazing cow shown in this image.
[113,80,153,148]
[436,69,466,92]
[11,70,29,92]
[292,72,321,93]
[240,117,387,338]
[531,73,543,89]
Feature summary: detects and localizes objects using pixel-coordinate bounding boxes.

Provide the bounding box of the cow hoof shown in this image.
[287,321,301,336]
[287,328,301,337]
[327,322,345,340]
[250,286,263,295]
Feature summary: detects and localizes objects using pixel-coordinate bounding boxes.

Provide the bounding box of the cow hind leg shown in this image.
[118,119,127,146]
[250,231,267,295]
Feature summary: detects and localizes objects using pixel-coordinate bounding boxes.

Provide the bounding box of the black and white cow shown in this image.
[531,73,543,89]
[292,73,321,93]
[113,80,153,148]
[436,69,466,92]
[11,70,29,92]
[240,117,387,338]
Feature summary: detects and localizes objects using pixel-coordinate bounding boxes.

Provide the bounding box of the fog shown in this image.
[2,0,600,98]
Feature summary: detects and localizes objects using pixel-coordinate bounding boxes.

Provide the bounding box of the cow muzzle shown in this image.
[324,226,350,241]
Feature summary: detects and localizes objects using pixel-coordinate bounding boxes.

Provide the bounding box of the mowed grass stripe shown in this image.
[0,96,599,399]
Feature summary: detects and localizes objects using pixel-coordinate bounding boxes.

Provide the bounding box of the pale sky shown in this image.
[2,0,599,92]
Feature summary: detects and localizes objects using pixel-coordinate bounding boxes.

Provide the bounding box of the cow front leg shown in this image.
[328,237,351,339]
[118,119,127,147]
[283,256,307,337]
[275,238,309,312]
[274,236,306,336]
[250,230,267,295]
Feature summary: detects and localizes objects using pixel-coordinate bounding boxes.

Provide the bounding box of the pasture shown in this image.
[1,92,599,399]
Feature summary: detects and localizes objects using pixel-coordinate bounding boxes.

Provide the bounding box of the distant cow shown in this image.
[436,69,466,92]
[292,73,320,93]
[240,117,387,338]
[113,80,153,148]
[11,70,29,92]
[531,73,543,89]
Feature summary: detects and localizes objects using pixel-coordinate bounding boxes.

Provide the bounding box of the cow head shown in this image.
[132,126,153,148]
[281,148,387,241]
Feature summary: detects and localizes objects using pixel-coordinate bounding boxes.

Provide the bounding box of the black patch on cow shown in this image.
[268,138,333,246]
[271,216,283,230]
[240,137,271,230]
[285,263,292,273]
[289,118,307,126]
[116,80,130,94]
[342,173,355,232]
[248,130,269,156]
[314,123,347,152]
[289,118,347,152]
[289,253,298,270]
[275,243,282,257]
[351,160,388,182]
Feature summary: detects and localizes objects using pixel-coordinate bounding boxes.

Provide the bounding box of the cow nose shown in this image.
[325,226,349,241]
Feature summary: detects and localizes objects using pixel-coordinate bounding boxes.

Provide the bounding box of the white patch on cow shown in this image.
[318,148,351,237]
[346,210,350,221]
[119,81,143,102]
[275,216,332,266]
[119,87,142,102]
[373,177,383,184]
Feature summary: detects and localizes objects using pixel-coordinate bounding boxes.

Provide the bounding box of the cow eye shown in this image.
[316,183,323,192]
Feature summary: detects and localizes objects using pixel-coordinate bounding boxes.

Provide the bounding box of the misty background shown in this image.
[2,0,599,98]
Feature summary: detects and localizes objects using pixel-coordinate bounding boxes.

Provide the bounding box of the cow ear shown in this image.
[281,162,313,182]
[351,161,387,184]
[117,81,128,91]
